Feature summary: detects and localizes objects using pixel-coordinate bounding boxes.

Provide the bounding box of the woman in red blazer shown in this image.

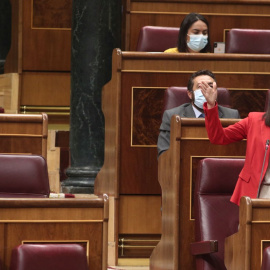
[201,80,270,205]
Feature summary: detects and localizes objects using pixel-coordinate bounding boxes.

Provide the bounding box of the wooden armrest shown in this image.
[190,240,218,255]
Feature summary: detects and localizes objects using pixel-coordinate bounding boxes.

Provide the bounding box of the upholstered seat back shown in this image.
[261,246,270,270]
[0,154,50,198]
[163,86,231,112]
[194,158,245,270]
[225,29,270,54]
[136,26,179,52]
[10,244,89,270]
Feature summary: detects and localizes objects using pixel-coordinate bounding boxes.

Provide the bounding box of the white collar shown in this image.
[192,104,204,118]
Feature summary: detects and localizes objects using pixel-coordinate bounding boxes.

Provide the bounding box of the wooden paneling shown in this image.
[0,196,108,270]
[132,88,164,145]
[6,0,72,73]
[125,0,270,51]
[4,0,72,125]
[21,72,70,106]
[0,113,48,159]
[22,0,71,71]
[225,197,270,270]
[119,195,161,234]
[32,0,72,29]
[150,116,247,270]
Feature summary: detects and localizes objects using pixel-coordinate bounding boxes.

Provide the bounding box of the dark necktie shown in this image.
[198,113,205,118]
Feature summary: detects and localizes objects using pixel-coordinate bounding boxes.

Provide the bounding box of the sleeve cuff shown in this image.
[203,101,217,113]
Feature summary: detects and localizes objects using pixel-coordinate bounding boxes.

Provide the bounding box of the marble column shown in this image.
[62,0,121,193]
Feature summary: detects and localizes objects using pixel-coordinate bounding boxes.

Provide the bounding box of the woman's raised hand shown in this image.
[200,81,217,109]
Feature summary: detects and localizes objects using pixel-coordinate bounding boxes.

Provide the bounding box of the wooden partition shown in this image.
[124,0,270,51]
[95,48,269,261]
[225,197,270,270]
[149,116,246,269]
[0,113,48,159]
[0,195,108,270]
[4,0,71,125]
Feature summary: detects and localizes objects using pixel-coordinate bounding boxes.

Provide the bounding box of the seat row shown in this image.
[136,26,270,54]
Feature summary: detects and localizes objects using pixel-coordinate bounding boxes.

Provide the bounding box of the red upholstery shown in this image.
[0,154,50,198]
[225,29,270,54]
[10,244,88,270]
[261,246,270,270]
[191,158,245,270]
[163,86,231,112]
[136,26,179,52]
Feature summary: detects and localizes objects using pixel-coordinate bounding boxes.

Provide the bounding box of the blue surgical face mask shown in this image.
[194,89,206,109]
[187,34,208,52]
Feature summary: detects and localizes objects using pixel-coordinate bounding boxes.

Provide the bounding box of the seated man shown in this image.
[157,69,240,157]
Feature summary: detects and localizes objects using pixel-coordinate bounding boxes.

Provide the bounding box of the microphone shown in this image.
[257,139,270,198]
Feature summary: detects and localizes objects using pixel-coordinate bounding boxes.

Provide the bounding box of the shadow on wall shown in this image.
[0,0,11,74]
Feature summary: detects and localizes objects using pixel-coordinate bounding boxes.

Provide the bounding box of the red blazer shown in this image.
[204,103,270,205]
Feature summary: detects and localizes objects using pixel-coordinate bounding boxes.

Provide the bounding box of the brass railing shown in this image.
[20,106,70,115]
[118,237,160,257]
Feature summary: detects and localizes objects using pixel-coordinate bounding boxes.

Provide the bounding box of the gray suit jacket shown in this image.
[157,103,240,157]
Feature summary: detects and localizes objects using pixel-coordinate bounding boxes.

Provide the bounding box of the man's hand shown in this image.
[200,81,217,109]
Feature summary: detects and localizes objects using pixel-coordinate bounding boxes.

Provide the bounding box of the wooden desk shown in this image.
[124,0,270,51]
[0,195,108,270]
[150,116,246,270]
[225,197,270,270]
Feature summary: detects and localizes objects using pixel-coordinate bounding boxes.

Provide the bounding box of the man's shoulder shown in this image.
[217,105,236,112]
[165,103,191,115]
[217,105,240,118]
